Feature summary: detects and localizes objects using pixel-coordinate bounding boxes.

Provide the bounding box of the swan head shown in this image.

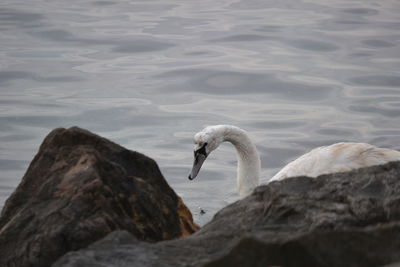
[188,126,224,180]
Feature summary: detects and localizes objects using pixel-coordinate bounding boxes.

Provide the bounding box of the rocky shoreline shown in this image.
[1,127,400,267]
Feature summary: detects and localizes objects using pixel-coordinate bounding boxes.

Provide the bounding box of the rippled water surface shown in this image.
[1,0,400,225]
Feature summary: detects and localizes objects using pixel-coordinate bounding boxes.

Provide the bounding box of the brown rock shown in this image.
[0,127,199,267]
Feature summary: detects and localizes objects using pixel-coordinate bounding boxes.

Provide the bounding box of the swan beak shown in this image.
[188,153,207,180]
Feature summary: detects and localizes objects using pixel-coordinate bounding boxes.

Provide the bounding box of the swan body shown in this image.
[269,142,400,182]
[188,125,400,198]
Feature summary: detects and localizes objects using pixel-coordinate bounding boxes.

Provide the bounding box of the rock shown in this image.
[0,127,199,267]
[54,161,400,267]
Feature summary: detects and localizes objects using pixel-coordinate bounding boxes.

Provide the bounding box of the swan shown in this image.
[188,125,400,198]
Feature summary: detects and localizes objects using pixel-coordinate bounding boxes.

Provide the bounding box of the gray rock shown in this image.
[54,161,400,267]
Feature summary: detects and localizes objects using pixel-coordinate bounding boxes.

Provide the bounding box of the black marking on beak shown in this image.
[195,142,208,158]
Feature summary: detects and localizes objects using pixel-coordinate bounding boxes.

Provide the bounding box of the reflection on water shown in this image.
[0,0,399,225]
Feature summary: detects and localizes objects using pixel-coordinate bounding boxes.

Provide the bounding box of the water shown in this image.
[0,0,399,225]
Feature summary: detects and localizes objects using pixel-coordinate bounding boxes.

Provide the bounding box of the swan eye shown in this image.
[195,142,208,157]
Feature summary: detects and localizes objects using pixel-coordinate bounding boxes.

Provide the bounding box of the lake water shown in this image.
[0,0,399,225]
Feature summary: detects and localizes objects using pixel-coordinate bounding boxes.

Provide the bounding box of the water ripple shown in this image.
[0,0,399,225]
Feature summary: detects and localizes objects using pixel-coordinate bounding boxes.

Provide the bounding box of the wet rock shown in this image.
[0,127,199,267]
[54,161,400,267]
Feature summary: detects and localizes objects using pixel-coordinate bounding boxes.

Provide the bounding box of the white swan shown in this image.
[188,125,400,198]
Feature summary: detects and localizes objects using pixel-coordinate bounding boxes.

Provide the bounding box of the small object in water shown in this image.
[199,207,206,215]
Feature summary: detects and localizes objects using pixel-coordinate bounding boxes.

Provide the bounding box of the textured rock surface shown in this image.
[0,127,198,267]
[55,161,400,267]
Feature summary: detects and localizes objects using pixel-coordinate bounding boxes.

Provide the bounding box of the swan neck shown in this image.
[222,126,261,198]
